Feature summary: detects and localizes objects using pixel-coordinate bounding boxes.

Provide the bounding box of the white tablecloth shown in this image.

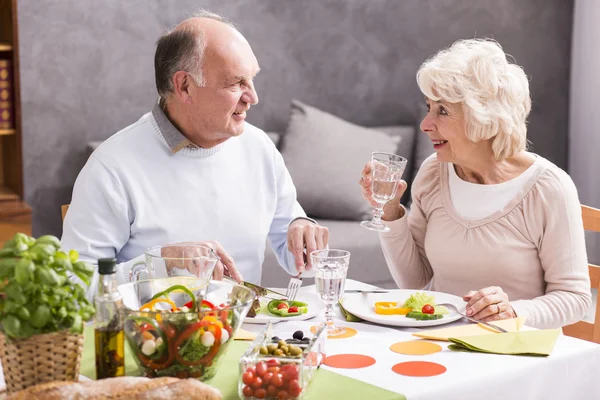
[240,279,600,400]
[1,279,598,400]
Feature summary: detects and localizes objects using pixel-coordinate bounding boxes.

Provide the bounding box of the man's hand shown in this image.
[162,241,243,282]
[463,286,516,322]
[287,219,329,273]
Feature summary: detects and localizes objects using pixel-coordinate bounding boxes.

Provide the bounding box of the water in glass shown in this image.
[315,261,347,304]
[361,153,407,232]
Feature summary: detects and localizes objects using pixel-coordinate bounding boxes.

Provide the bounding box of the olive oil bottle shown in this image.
[94,258,125,379]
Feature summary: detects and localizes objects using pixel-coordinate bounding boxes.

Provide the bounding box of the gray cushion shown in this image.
[266,132,281,148]
[280,100,404,221]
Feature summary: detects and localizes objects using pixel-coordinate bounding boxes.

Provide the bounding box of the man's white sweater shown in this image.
[62,110,307,299]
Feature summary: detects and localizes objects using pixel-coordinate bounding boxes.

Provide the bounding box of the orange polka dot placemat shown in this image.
[310,325,357,339]
[392,361,447,377]
[390,340,442,355]
[324,354,376,369]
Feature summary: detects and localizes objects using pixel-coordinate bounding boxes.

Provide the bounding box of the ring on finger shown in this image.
[496,303,502,314]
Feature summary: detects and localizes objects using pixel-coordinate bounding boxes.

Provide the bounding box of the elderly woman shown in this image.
[360,39,591,329]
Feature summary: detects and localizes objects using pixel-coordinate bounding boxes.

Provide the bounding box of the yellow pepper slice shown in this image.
[140,298,177,311]
[202,315,224,328]
[374,302,412,315]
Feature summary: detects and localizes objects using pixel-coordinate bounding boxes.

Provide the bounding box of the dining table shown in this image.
[0,278,598,400]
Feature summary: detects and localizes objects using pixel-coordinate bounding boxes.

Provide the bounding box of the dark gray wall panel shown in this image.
[17,0,573,236]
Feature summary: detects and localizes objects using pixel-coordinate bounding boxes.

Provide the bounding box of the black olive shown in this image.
[293,330,304,340]
[271,336,280,342]
[301,337,310,343]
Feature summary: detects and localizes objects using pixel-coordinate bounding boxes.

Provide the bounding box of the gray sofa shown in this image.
[260,100,433,288]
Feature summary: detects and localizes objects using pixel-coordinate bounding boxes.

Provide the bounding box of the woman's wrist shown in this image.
[382,202,405,221]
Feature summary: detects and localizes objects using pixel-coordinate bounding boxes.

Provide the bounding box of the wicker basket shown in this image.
[0,329,84,393]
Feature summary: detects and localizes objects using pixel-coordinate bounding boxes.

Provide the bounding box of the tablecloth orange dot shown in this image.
[310,325,357,339]
[324,354,376,369]
[392,361,447,377]
[389,340,442,355]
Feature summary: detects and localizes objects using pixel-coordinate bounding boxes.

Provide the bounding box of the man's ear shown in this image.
[172,71,193,103]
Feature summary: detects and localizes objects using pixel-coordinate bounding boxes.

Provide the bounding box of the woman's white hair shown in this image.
[417,38,531,161]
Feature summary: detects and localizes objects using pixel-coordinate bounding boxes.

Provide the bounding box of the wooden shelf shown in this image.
[0,185,18,201]
[0,199,31,222]
[0,129,15,136]
[0,43,11,52]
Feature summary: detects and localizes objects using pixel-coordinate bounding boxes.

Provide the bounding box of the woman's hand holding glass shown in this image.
[359,161,408,224]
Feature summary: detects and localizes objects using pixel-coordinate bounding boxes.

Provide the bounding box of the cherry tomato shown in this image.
[262,372,273,385]
[251,376,263,389]
[271,373,284,387]
[280,365,299,381]
[242,370,254,385]
[254,388,267,399]
[288,379,302,397]
[267,385,278,397]
[242,385,254,397]
[277,303,289,310]
[422,304,435,314]
[267,358,281,367]
[267,366,280,374]
[288,306,299,313]
[277,389,290,400]
[255,361,267,377]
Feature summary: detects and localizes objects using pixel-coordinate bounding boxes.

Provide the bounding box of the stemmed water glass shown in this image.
[311,249,350,337]
[361,152,408,232]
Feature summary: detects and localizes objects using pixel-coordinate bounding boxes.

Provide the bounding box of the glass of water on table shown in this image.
[361,152,408,232]
[311,249,350,337]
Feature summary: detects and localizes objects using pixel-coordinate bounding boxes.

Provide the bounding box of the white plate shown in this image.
[244,291,325,324]
[341,289,465,327]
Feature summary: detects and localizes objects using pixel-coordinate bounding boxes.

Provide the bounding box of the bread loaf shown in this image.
[6,376,222,400]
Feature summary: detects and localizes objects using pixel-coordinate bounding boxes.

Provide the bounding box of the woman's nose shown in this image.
[420,112,435,132]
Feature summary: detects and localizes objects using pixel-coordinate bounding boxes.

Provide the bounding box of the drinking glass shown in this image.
[361,152,408,232]
[311,249,350,337]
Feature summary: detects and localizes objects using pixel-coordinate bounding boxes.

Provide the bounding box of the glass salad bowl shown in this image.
[118,278,255,380]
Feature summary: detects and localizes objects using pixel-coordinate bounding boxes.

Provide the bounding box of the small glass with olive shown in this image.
[238,323,326,400]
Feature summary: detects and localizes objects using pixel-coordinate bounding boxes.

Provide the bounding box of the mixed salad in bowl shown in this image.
[121,279,255,380]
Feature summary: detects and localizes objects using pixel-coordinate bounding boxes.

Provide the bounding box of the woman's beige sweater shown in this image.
[380,154,591,329]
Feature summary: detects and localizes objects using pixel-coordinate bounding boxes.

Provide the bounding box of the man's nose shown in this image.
[241,82,259,105]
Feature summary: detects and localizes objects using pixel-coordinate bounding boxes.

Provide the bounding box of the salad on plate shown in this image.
[374,292,450,320]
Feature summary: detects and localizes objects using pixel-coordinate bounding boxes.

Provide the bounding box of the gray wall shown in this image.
[17,0,573,236]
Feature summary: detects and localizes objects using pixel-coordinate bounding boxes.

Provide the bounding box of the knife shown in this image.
[224,276,288,298]
[344,289,389,294]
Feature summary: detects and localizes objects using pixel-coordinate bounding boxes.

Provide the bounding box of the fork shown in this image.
[436,303,508,333]
[285,273,303,302]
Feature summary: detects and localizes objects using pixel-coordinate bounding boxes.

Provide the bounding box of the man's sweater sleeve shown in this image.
[61,155,132,299]
[266,150,307,276]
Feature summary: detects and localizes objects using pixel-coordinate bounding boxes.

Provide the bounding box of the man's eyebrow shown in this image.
[233,68,261,81]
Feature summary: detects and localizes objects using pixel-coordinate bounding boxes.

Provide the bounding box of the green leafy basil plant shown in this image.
[0,233,95,339]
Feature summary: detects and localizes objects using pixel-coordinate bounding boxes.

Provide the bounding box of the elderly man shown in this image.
[62,10,328,299]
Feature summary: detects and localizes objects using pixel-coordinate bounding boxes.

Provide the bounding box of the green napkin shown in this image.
[81,326,404,399]
[448,329,561,357]
[338,299,363,322]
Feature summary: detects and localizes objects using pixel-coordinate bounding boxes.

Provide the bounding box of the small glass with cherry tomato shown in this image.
[238,323,327,399]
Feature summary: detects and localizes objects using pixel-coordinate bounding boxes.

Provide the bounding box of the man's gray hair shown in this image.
[154,9,235,99]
